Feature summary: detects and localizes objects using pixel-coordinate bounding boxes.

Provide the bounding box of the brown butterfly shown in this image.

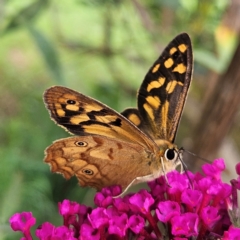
[43,33,193,196]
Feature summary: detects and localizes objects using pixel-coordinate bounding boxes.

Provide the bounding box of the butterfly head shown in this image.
[155,139,182,174]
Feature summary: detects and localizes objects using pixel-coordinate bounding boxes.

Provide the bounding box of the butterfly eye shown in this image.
[164,149,178,161]
[82,169,94,175]
[67,99,76,104]
[75,141,88,147]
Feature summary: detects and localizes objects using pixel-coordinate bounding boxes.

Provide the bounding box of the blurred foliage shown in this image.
[0,0,236,239]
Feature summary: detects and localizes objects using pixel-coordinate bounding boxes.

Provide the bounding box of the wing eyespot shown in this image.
[75,141,88,147]
[67,99,76,104]
[164,148,178,161]
[82,169,94,175]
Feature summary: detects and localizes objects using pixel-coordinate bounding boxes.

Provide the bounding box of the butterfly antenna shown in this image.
[178,149,188,172]
[161,157,170,187]
[178,148,193,189]
[180,147,212,164]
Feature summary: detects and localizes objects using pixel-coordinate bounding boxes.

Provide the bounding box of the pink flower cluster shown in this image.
[9,159,240,239]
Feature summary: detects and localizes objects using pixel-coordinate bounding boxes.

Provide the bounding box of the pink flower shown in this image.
[36,222,77,240]
[223,225,240,240]
[9,212,36,240]
[129,189,154,214]
[9,159,240,239]
[156,200,180,222]
[171,213,199,237]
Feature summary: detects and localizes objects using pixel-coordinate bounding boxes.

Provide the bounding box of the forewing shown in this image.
[137,33,193,142]
[121,108,150,136]
[44,86,156,151]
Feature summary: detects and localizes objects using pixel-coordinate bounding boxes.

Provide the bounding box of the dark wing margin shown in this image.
[137,33,193,143]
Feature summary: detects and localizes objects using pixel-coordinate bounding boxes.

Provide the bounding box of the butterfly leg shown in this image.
[160,157,171,187]
[113,174,156,198]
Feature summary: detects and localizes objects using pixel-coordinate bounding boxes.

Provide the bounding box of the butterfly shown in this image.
[43,33,193,196]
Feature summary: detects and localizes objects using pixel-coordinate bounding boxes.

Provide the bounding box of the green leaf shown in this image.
[0,173,23,222]
[3,0,49,33]
[27,25,65,84]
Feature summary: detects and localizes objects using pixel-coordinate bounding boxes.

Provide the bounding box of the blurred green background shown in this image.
[1,0,239,239]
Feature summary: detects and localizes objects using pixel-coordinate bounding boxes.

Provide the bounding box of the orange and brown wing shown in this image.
[44,86,157,151]
[44,135,154,191]
[123,33,193,143]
